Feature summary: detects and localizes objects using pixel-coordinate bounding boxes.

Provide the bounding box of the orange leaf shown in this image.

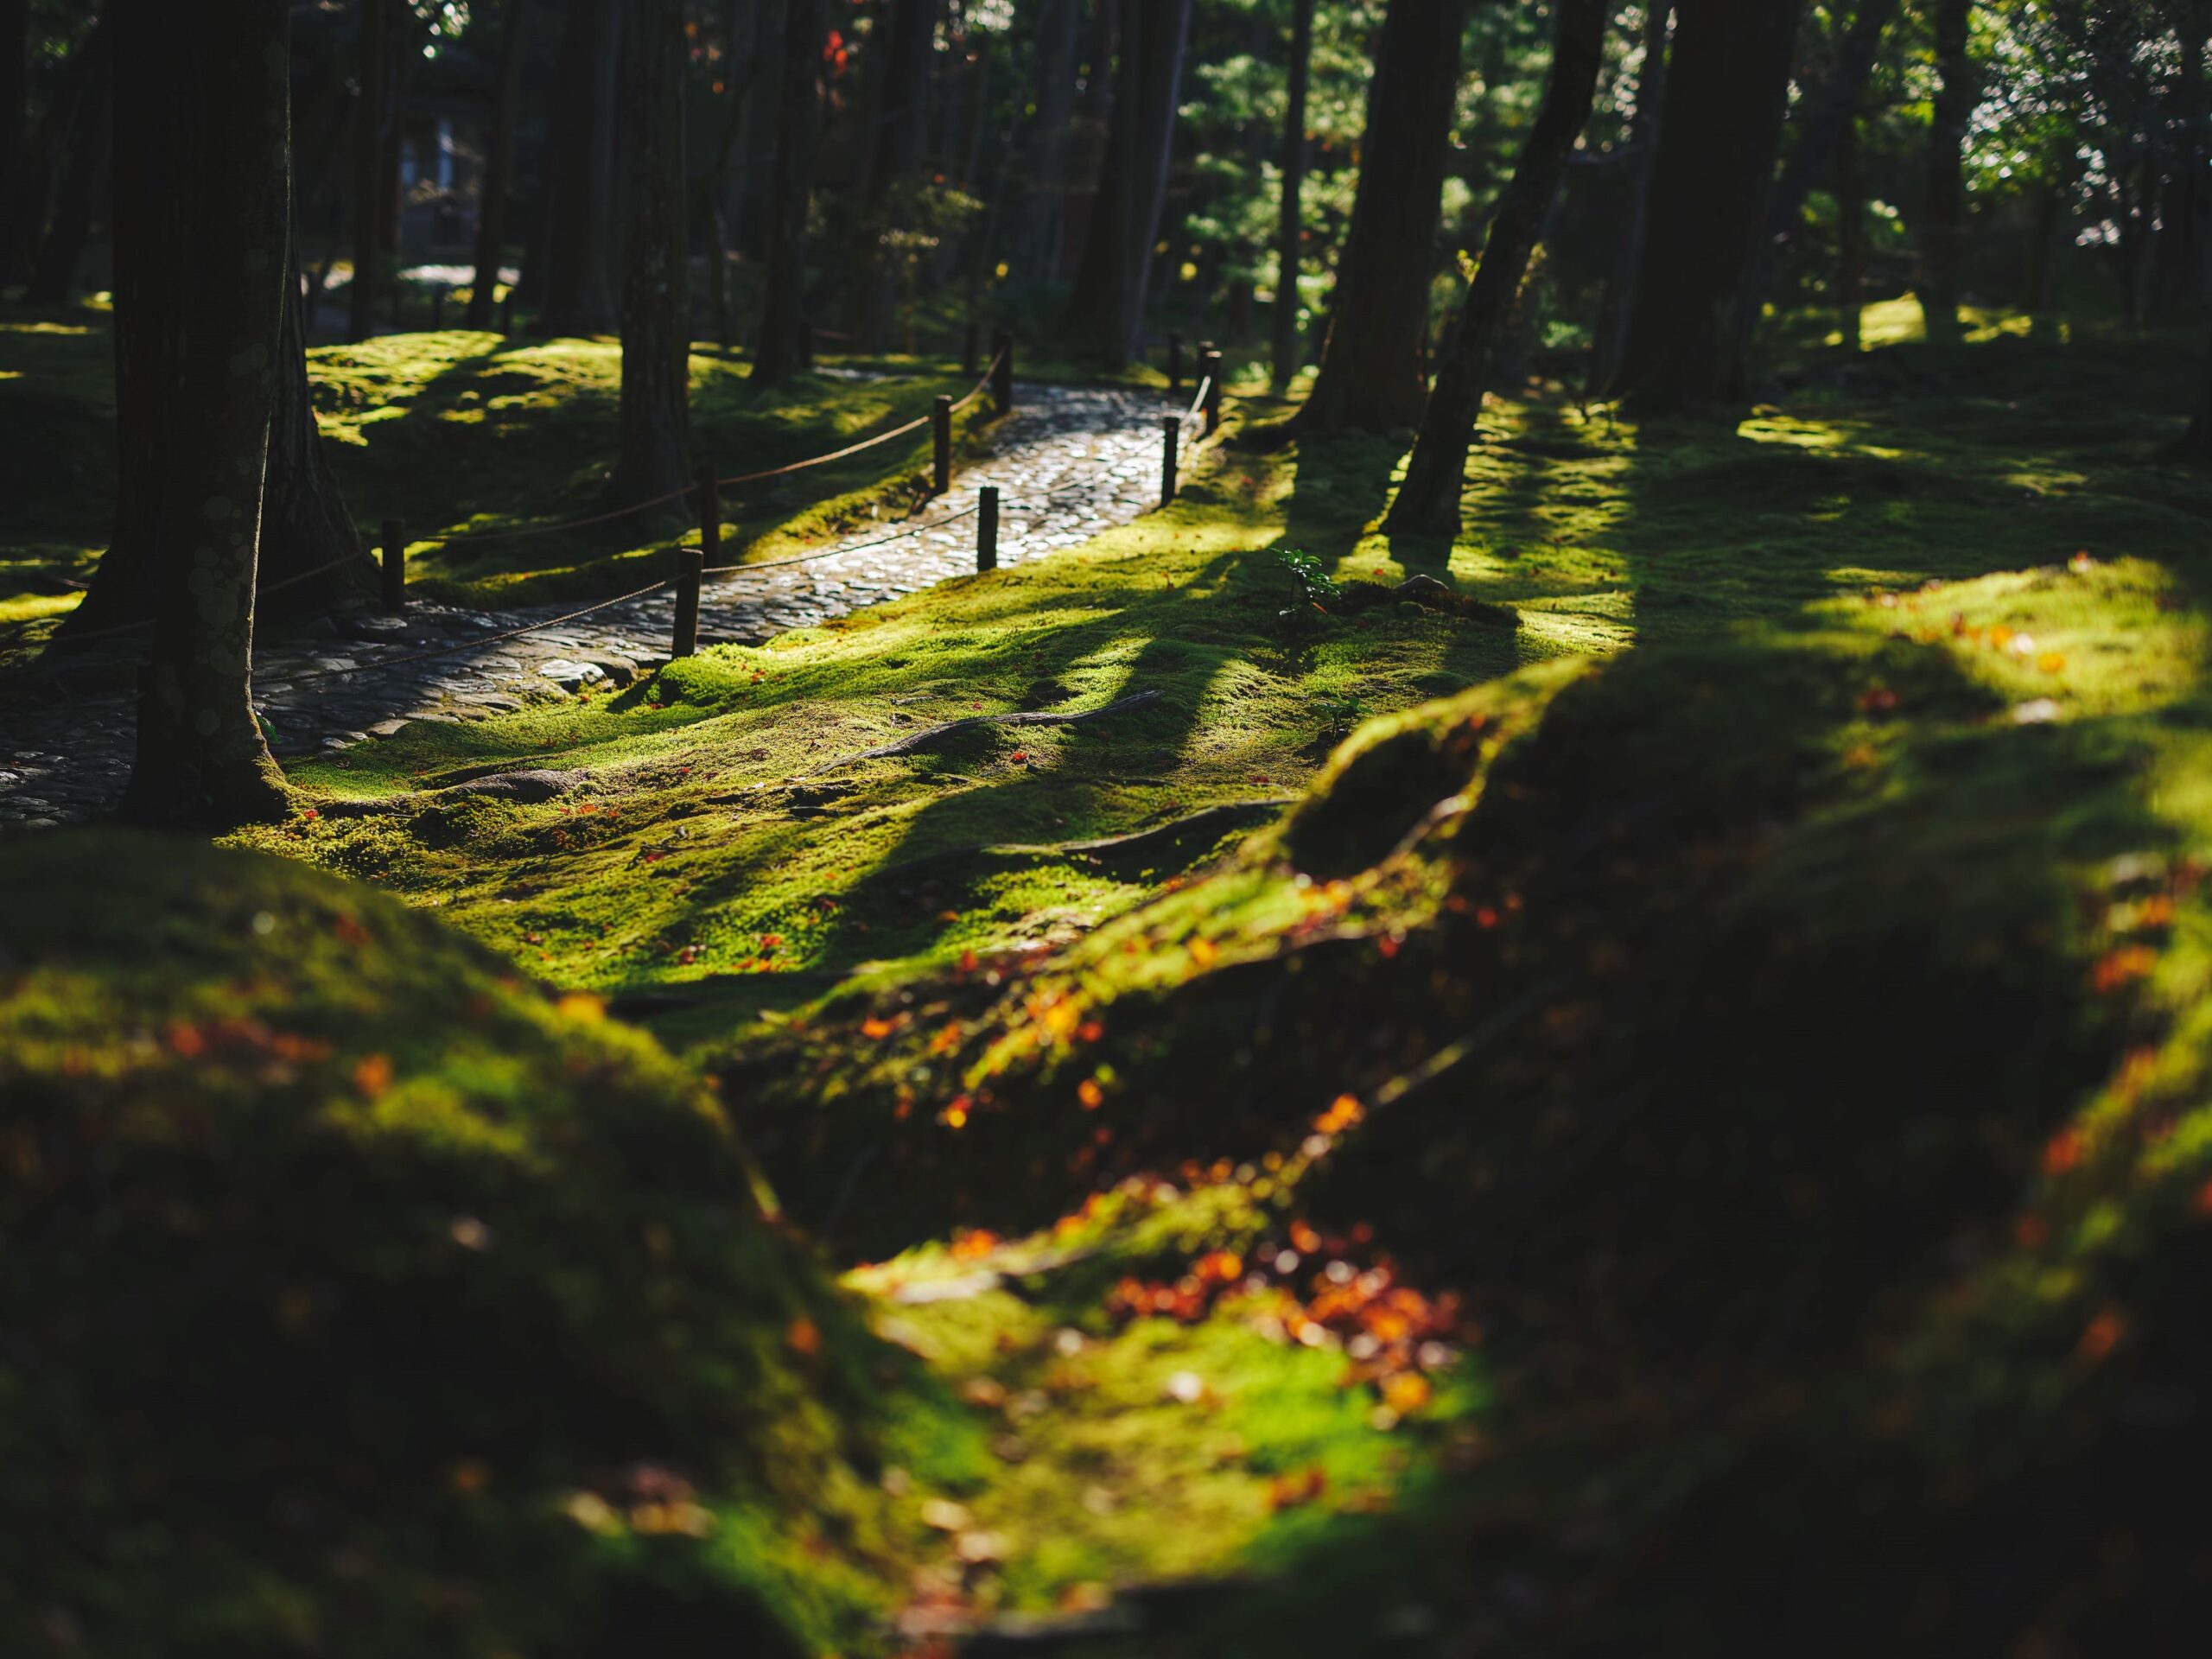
[353,1053,394,1098]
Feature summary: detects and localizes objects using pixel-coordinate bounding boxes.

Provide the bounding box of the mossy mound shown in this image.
[714,556,2212,1651]
[0,832,923,1657]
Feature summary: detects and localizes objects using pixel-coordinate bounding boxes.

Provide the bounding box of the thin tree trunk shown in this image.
[855,0,940,348]
[2158,3,2209,317]
[700,0,757,351]
[0,0,27,228]
[262,255,372,610]
[1590,1,1669,396]
[348,0,384,339]
[612,0,690,506]
[111,0,289,826]
[1921,0,1973,342]
[1836,108,1866,353]
[538,0,624,336]
[1059,0,1194,369]
[2026,176,2063,316]
[0,10,108,289]
[753,0,824,385]
[467,0,531,328]
[1608,0,1802,415]
[1384,0,1607,534]
[1294,0,1467,435]
[2179,334,2212,461]
[1270,0,1314,394]
[1765,0,1900,257]
[22,54,108,302]
[1016,0,1080,281]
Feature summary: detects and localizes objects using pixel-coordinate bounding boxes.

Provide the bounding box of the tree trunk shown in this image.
[1015,0,1080,282]
[1765,0,1899,258]
[1590,1,1669,396]
[853,0,940,348]
[733,0,780,262]
[262,257,372,611]
[22,51,109,303]
[753,0,824,385]
[348,0,384,339]
[2026,177,2063,316]
[1269,0,1314,394]
[1058,0,1194,370]
[1921,0,1973,343]
[1608,0,1802,415]
[110,0,290,826]
[1294,0,1466,435]
[0,0,27,229]
[537,0,625,336]
[2158,3,2209,317]
[1836,108,1866,353]
[612,0,690,507]
[700,0,758,351]
[467,0,531,328]
[1384,0,1606,534]
[0,10,108,289]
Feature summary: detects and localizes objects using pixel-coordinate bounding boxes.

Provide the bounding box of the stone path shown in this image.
[0,381,1191,829]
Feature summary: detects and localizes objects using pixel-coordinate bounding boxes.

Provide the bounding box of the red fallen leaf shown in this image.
[785,1317,822,1357]
[1009,750,1028,763]
[301,807,320,821]
[861,1016,897,1039]
[1267,1469,1328,1512]
[2043,1128,2084,1175]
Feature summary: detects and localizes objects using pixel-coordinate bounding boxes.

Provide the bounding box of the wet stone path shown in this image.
[0,382,1189,829]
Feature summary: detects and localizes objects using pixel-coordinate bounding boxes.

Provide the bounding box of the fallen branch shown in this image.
[795,689,1165,780]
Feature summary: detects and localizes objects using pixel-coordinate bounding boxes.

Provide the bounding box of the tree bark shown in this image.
[1836,107,1866,353]
[1058,0,1194,370]
[22,49,109,303]
[700,0,758,351]
[262,257,372,611]
[1765,0,1899,259]
[1608,0,1802,415]
[1921,0,1973,343]
[467,0,531,328]
[1294,0,1467,435]
[2157,1,2209,317]
[753,0,824,385]
[1015,0,1080,282]
[537,0,625,336]
[1384,0,1607,534]
[852,0,940,348]
[0,0,27,232]
[110,0,290,826]
[1590,2,1669,397]
[348,0,384,339]
[1269,0,1314,394]
[0,10,108,289]
[612,0,690,506]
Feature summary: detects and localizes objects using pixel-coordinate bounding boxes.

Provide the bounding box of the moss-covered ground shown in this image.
[10,296,2212,1652]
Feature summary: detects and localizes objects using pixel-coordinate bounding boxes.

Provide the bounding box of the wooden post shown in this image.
[389,279,401,326]
[977,486,1000,572]
[431,286,445,329]
[671,546,703,659]
[1160,416,1179,507]
[991,327,1014,416]
[380,518,405,613]
[1203,349,1224,437]
[931,395,953,494]
[695,465,721,568]
[499,287,514,334]
[1167,332,1183,394]
[963,321,979,376]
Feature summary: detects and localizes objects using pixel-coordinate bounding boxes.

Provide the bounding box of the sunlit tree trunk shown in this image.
[1920,0,1973,343]
[1269,0,1314,395]
[467,0,531,328]
[1294,0,1466,434]
[1384,0,1607,534]
[753,0,823,385]
[1608,0,1801,415]
[538,0,624,336]
[612,0,690,506]
[110,0,290,826]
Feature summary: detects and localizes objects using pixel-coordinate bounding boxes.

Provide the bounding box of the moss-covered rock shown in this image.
[0,831,918,1656]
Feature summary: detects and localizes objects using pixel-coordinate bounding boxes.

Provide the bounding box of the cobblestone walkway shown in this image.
[0,382,1187,828]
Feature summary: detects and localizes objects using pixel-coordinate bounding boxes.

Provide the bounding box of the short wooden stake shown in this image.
[1167,332,1183,394]
[977,486,999,573]
[1203,349,1224,437]
[695,465,721,568]
[991,327,1014,416]
[963,321,979,376]
[932,395,954,494]
[1160,416,1179,507]
[671,546,703,659]
[380,518,406,613]
[499,288,514,334]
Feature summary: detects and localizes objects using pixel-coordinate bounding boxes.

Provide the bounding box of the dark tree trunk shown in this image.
[1590,2,1669,397]
[22,53,109,303]
[700,0,758,351]
[2157,3,2209,318]
[612,0,690,506]
[1608,0,1802,415]
[1057,0,1117,280]
[1294,0,1466,434]
[2026,177,2063,315]
[753,0,824,385]
[467,0,531,328]
[348,0,384,339]
[1384,0,1606,534]
[1269,0,1314,394]
[378,16,415,254]
[1058,0,1194,370]
[1836,109,1866,353]
[732,0,780,262]
[0,0,26,230]
[537,0,625,336]
[262,258,372,610]
[853,0,940,348]
[110,0,290,826]
[1015,0,1080,282]
[1921,0,1973,342]
[0,10,108,289]
[1764,0,1899,258]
